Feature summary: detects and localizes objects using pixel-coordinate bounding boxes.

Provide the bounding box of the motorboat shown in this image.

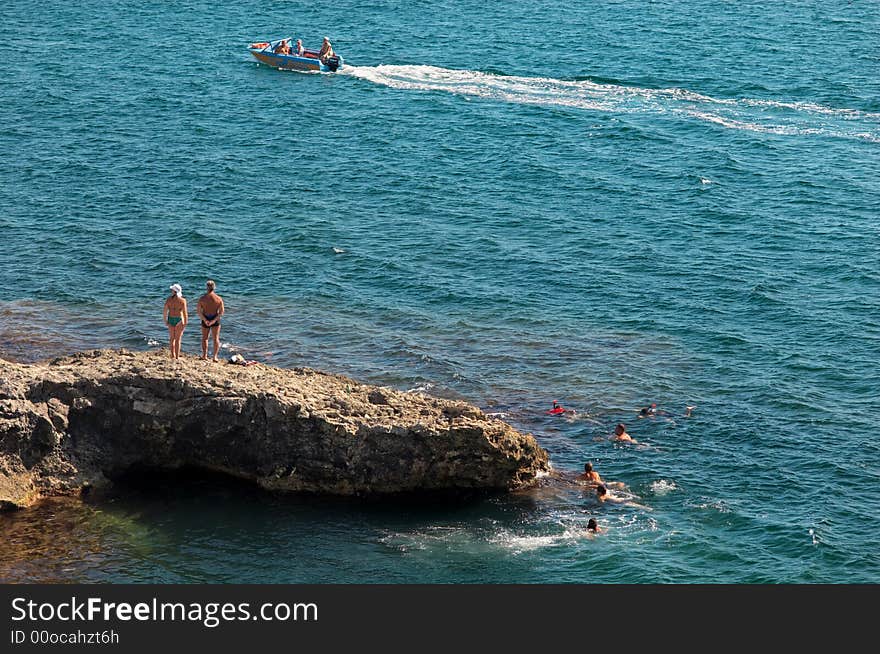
[248,38,343,72]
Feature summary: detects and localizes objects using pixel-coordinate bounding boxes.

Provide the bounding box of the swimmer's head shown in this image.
[584,462,593,473]
[615,423,625,435]
[596,484,607,497]
[587,518,598,532]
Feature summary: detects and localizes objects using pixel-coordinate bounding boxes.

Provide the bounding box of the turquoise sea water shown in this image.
[1,0,878,582]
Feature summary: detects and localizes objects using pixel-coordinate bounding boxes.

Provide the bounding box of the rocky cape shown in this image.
[0,349,550,509]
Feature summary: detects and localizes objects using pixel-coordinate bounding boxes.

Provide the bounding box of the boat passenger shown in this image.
[295,39,304,56]
[319,37,334,61]
[274,39,290,55]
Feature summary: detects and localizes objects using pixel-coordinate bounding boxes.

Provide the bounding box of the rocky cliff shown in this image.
[0,349,549,509]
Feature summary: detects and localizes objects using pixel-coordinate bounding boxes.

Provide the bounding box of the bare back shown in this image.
[164,296,186,317]
[198,292,224,318]
[577,471,602,485]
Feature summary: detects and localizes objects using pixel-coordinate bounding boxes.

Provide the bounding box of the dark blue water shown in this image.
[1,0,878,582]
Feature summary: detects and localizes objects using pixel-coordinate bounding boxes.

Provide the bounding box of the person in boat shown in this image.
[197,279,225,362]
[294,39,304,56]
[163,284,188,360]
[274,39,290,55]
[319,37,334,62]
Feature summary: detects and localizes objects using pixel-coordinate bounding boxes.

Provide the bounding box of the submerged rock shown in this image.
[0,349,549,509]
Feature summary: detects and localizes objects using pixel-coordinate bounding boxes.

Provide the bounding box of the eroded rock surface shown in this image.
[0,350,549,508]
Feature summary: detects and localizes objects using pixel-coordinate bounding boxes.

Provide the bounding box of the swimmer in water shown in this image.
[612,423,636,443]
[638,403,659,418]
[586,518,602,534]
[596,484,651,510]
[547,400,567,415]
[577,463,626,489]
[577,462,602,485]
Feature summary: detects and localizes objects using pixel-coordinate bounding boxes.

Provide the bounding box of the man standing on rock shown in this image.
[197,279,225,362]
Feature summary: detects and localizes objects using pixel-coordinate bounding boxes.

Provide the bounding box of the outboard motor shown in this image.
[325,55,342,72]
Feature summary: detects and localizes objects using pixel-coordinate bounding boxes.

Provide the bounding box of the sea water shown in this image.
[0,0,878,582]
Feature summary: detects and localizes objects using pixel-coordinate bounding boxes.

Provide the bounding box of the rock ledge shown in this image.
[0,349,549,508]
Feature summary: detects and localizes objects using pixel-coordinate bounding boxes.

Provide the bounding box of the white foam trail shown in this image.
[343,64,880,142]
[682,110,878,142]
[741,98,880,119]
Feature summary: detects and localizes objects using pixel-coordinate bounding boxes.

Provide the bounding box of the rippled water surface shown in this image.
[1,0,878,583]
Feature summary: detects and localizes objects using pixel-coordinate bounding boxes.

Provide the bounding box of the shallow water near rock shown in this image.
[1,0,878,582]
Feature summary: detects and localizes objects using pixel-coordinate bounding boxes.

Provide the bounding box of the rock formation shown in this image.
[0,349,549,509]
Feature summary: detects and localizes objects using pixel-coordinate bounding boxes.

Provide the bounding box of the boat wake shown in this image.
[343,64,880,143]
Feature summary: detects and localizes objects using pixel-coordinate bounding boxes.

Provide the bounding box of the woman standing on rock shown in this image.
[163,284,188,360]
